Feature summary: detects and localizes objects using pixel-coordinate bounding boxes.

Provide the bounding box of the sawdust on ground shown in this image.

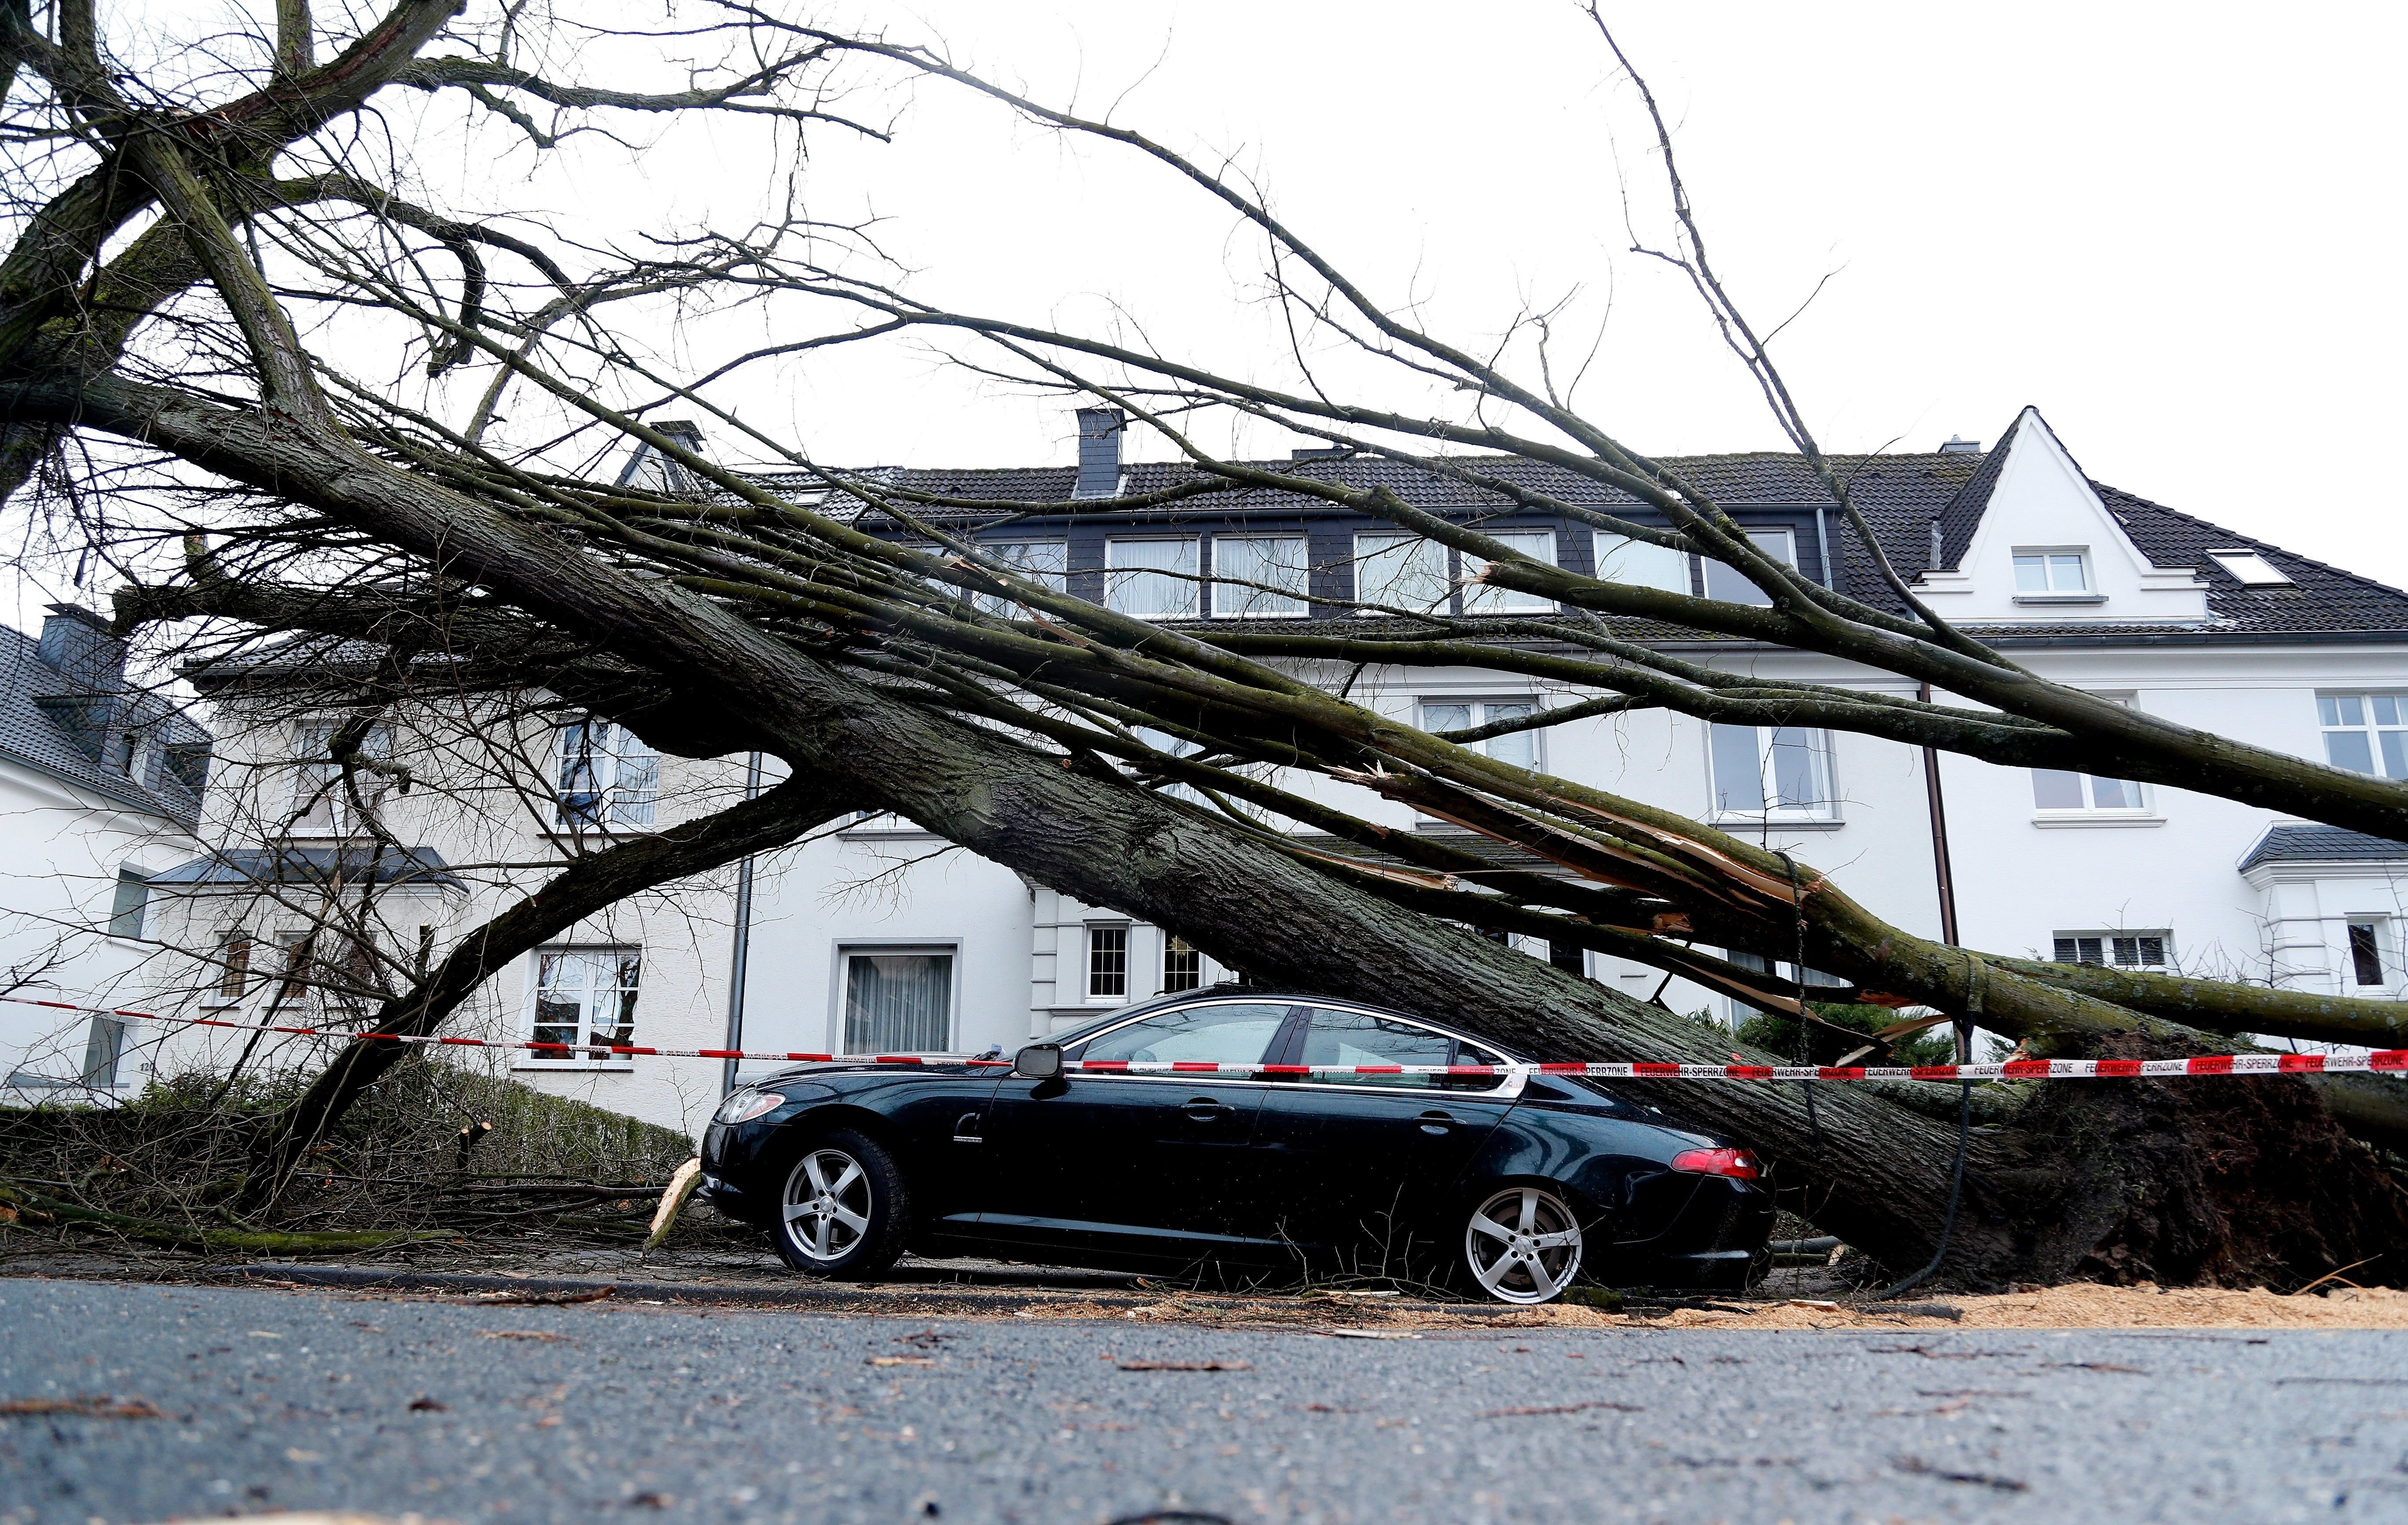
[1002,1282,2408,1334]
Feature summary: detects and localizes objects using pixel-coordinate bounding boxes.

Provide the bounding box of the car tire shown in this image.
[1460,1184,1585,1305]
[771,1127,910,1280]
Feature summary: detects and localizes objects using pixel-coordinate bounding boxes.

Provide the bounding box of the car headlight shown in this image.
[714,1089,785,1126]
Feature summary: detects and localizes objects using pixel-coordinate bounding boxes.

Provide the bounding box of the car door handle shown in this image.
[1182,1097,1228,1120]
[1418,1110,1454,1135]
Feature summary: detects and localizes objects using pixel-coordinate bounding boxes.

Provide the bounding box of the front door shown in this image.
[974,1000,1297,1263]
[1248,1005,1520,1274]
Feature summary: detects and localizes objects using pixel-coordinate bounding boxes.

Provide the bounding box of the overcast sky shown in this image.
[695,0,2406,585]
[16,1,2407,629]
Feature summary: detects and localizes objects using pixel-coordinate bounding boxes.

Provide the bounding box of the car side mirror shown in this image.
[1013,1043,1063,1080]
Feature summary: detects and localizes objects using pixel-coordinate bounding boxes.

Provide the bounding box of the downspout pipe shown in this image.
[1916,682,1967,1058]
[720,750,764,1097]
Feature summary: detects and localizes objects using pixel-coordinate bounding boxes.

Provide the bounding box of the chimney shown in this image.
[1073,408,1125,499]
[36,603,125,694]
[1938,435,1982,455]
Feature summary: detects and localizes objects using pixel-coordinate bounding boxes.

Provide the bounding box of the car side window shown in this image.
[1073,1002,1292,1067]
[1297,1007,1508,1092]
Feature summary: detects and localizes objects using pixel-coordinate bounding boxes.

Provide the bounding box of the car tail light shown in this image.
[1671,1147,1760,1180]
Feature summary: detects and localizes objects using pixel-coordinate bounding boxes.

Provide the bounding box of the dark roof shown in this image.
[752,408,2408,643]
[148,845,462,890]
[2239,824,2408,872]
[0,619,210,828]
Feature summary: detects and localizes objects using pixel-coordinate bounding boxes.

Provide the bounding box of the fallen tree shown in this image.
[2,2,2404,1287]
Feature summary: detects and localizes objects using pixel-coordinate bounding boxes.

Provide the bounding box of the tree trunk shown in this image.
[63,377,2408,1288]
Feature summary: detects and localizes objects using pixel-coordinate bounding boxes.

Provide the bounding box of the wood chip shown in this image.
[866,1356,935,1367]
[479,1330,569,1343]
[0,1396,161,1418]
[1116,1360,1253,1372]
[1476,1400,1644,1418]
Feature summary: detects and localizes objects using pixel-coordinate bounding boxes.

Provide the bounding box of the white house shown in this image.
[720,405,2408,1091]
[68,406,2408,1135]
[0,604,211,1100]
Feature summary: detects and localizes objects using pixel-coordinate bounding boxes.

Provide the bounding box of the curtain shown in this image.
[845,952,953,1053]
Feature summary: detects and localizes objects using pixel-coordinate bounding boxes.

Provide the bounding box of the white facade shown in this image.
[36,408,2401,1137]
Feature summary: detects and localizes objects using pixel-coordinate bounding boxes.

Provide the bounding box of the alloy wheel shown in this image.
[782,1147,874,1263]
[1465,1186,1584,1304]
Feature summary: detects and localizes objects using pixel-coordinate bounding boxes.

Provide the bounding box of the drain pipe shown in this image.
[1916,683,1966,1058]
[720,751,764,1097]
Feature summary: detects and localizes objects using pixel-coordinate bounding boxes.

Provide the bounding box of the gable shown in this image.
[1909,408,2210,624]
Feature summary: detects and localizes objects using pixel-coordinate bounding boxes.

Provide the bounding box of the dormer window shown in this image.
[2013,549,2092,596]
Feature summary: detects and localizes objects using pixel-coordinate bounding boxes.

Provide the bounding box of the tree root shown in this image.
[0,1182,457,1257]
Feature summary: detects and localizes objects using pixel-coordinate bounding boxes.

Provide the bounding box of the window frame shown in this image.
[2052,931,2172,971]
[106,867,149,941]
[2317,692,2408,781]
[2030,694,2152,819]
[1700,528,1797,606]
[286,717,395,838]
[1418,696,1545,772]
[1206,533,1311,620]
[969,539,1071,617]
[1705,721,1840,824]
[2011,546,2099,602]
[1103,536,1202,620]
[2346,918,2394,988]
[1462,529,1559,615]
[554,717,660,832]
[1085,922,1131,1003]
[834,943,958,1055]
[1352,531,1451,614]
[1591,531,1692,595]
[519,944,644,1069]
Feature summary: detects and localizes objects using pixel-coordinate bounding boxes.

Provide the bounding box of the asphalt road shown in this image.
[3,1281,2405,1524]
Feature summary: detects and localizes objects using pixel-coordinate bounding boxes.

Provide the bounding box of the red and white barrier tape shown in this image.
[4,995,2402,1082]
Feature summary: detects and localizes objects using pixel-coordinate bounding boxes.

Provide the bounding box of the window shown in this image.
[161,742,211,799]
[2013,549,2092,595]
[1209,535,1310,618]
[1075,1001,1290,1067]
[80,1017,125,1088]
[1354,533,1450,613]
[1421,698,1539,771]
[970,540,1070,616]
[107,728,149,779]
[1463,529,1557,614]
[556,718,659,829]
[2054,933,2169,970]
[2030,768,2144,811]
[214,931,253,1001]
[2319,694,2408,779]
[1593,531,1692,595]
[106,867,148,939]
[1547,940,1586,976]
[1163,934,1203,993]
[1701,529,1796,606]
[528,948,642,1061]
[841,949,952,1053]
[2207,549,2292,587]
[1105,538,1200,619]
[1707,723,1835,820]
[1087,924,1129,1000]
[2348,921,2390,986]
[290,719,394,835]
[272,930,316,1008]
[1293,1006,1509,1093]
